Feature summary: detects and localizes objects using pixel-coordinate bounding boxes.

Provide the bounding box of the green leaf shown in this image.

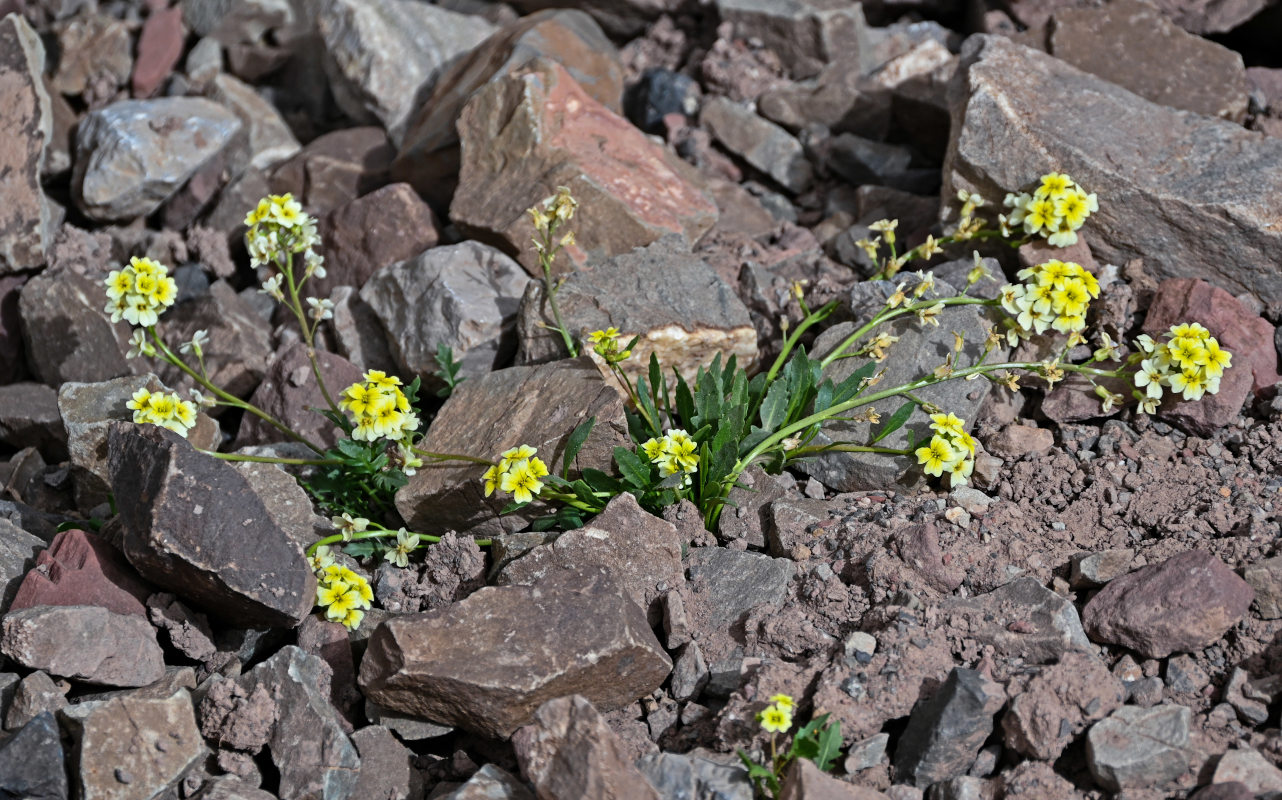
[636,376,662,438]
[869,401,915,445]
[832,362,877,404]
[561,417,595,477]
[758,379,790,432]
[813,380,834,416]
[674,372,695,427]
[344,540,379,558]
[613,446,651,489]
[580,468,622,494]
[813,716,842,772]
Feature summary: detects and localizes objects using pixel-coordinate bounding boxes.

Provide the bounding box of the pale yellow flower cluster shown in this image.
[483,445,550,505]
[244,193,325,288]
[641,429,699,487]
[758,693,795,734]
[588,328,632,365]
[314,563,372,630]
[126,387,198,438]
[339,371,420,443]
[999,260,1100,341]
[1133,323,1232,411]
[914,413,976,488]
[104,256,178,328]
[1002,172,1098,247]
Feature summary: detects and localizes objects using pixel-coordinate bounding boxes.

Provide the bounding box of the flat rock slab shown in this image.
[943,35,1282,309]
[0,712,67,800]
[684,547,795,635]
[1086,704,1192,792]
[1,604,164,687]
[517,235,757,378]
[941,576,1093,666]
[359,567,671,739]
[701,97,812,193]
[395,356,629,537]
[108,423,316,628]
[1082,549,1253,659]
[0,14,54,274]
[715,0,870,80]
[9,528,149,617]
[19,269,131,387]
[73,97,242,221]
[451,58,717,276]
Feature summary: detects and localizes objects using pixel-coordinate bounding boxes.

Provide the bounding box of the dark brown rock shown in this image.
[314,182,440,297]
[359,567,672,739]
[350,725,423,800]
[147,592,217,662]
[19,269,132,387]
[107,423,316,628]
[9,529,151,618]
[0,382,65,457]
[1082,549,1254,658]
[894,667,1006,788]
[1,604,164,687]
[0,275,26,384]
[234,342,364,449]
[268,126,394,216]
[0,14,54,275]
[374,531,486,614]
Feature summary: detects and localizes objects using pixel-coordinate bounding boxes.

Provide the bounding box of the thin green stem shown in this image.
[542,259,578,358]
[410,447,496,467]
[818,296,995,370]
[197,450,339,466]
[306,526,493,556]
[280,251,341,416]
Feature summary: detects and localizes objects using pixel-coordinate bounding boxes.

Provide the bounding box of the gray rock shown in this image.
[671,642,710,703]
[844,733,890,772]
[329,286,398,374]
[941,577,1093,665]
[0,383,66,458]
[434,764,533,800]
[188,776,279,800]
[512,695,661,800]
[359,567,672,739]
[1070,549,1135,588]
[5,671,66,731]
[943,34,1282,309]
[233,341,364,450]
[350,725,421,800]
[1086,704,1192,792]
[826,133,914,187]
[394,356,630,537]
[1243,556,1282,619]
[148,593,217,662]
[0,520,44,612]
[701,97,812,194]
[360,241,531,390]
[19,269,131,387]
[49,14,131,98]
[714,0,870,80]
[684,547,794,633]
[365,700,454,741]
[74,98,242,221]
[0,712,67,800]
[0,15,54,275]
[715,467,794,548]
[1149,0,1267,34]
[207,73,301,169]
[1002,652,1125,761]
[895,668,1006,788]
[318,0,494,145]
[60,689,205,800]
[516,235,757,378]
[108,423,316,628]
[1,605,164,687]
[1211,748,1282,796]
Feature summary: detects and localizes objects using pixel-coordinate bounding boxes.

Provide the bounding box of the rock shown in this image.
[516,235,757,378]
[895,668,1006,788]
[350,725,421,800]
[0,383,65,457]
[61,688,205,800]
[0,14,54,275]
[314,182,440,298]
[1,605,164,687]
[434,764,534,800]
[19,269,131,387]
[497,492,683,624]
[360,240,531,390]
[1211,748,1282,796]
[58,374,219,504]
[188,776,279,800]
[624,68,700,135]
[234,342,364,449]
[108,423,316,628]
[0,712,67,800]
[1082,549,1253,659]
[825,133,915,188]
[635,752,753,800]
[266,126,394,216]
[670,642,710,702]
[512,695,661,800]
[0,520,42,611]
[451,58,717,276]
[364,700,453,742]
[1069,549,1135,588]
[9,529,148,617]
[197,677,277,753]
[844,733,889,772]
[984,425,1053,461]
[716,466,794,548]
[943,35,1282,310]
[318,0,494,145]
[715,0,870,80]
[148,593,217,662]
[394,8,625,207]
[394,356,630,537]
[373,531,486,614]
[152,280,273,401]
[893,523,965,594]
[73,98,242,221]
[359,567,672,739]
[799,280,1005,492]
[1190,783,1255,800]
[132,5,184,97]
[781,758,889,798]
[757,59,889,139]
[684,547,795,641]
[1086,704,1192,792]
[5,671,66,731]
[941,577,1093,665]
[50,14,131,98]
[1149,0,1268,34]
[207,73,301,169]
[1243,556,1282,619]
[0,275,26,383]
[1048,0,1247,122]
[1002,652,1125,760]
[701,97,812,194]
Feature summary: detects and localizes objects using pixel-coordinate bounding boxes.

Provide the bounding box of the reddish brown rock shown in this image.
[451,58,717,277]
[1082,549,1254,659]
[132,5,184,98]
[986,424,1055,460]
[0,15,54,275]
[1,604,165,687]
[9,529,151,618]
[779,758,889,799]
[268,127,394,216]
[314,183,440,297]
[1002,652,1125,760]
[893,523,964,594]
[1149,0,1268,34]
[234,342,365,450]
[512,695,661,800]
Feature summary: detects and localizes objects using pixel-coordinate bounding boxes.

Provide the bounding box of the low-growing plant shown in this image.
[737,694,842,797]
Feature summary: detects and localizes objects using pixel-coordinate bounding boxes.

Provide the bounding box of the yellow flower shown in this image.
[500,445,539,471]
[1169,367,1208,401]
[929,413,965,437]
[1169,337,1208,370]
[386,528,420,569]
[915,302,944,327]
[769,694,795,710]
[335,607,364,631]
[1050,279,1089,318]
[1055,190,1090,229]
[483,465,501,497]
[500,459,544,504]
[1036,172,1072,200]
[1202,338,1231,378]
[1023,198,1058,235]
[947,456,974,488]
[105,269,134,299]
[1170,322,1210,341]
[759,705,793,734]
[129,256,161,277]
[1134,360,1165,400]
[916,436,956,478]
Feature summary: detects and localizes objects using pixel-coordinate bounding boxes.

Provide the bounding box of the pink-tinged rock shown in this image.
[1149,0,1269,34]
[1082,549,1254,659]
[451,58,717,277]
[779,758,890,800]
[0,15,55,275]
[1,604,165,687]
[132,6,185,98]
[9,529,151,618]
[233,342,365,450]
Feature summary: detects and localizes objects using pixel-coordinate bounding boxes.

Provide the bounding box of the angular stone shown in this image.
[893,523,965,594]
[1002,652,1125,761]
[349,725,420,800]
[318,0,494,145]
[701,97,812,193]
[0,712,67,800]
[1082,549,1253,659]
[395,357,630,537]
[1190,784,1254,800]
[208,73,301,170]
[329,287,398,374]
[74,97,242,221]
[19,269,130,387]
[684,547,795,635]
[132,5,184,98]
[359,567,672,739]
[715,0,870,80]
[148,593,217,662]
[394,8,625,208]
[234,342,364,449]
[9,529,148,617]
[266,126,394,216]
[0,520,42,612]
[1243,556,1282,619]
[153,280,273,401]
[1048,0,1247,122]
[516,235,757,378]
[1086,704,1192,792]
[61,689,204,800]
[635,752,752,800]
[1069,549,1135,588]
[0,383,65,457]
[0,14,54,275]
[188,777,279,800]
[942,577,1092,665]
[1,605,164,687]
[1212,748,1282,795]
[5,671,66,732]
[512,695,661,800]
[825,133,914,188]
[434,764,533,800]
[374,531,486,615]
[984,424,1053,461]
[50,14,131,98]
[716,466,793,548]
[943,35,1282,309]
[497,492,683,624]
[1149,0,1267,34]
[451,58,717,276]
[314,182,440,298]
[108,423,316,628]
[360,241,531,390]
[895,668,1006,788]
